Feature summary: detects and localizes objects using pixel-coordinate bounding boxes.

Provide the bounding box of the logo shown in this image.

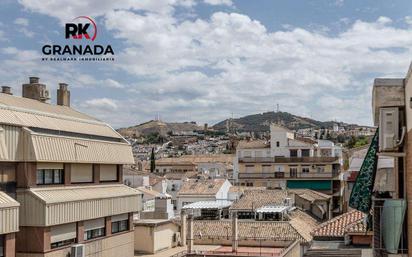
[65,16,97,41]
[41,16,114,62]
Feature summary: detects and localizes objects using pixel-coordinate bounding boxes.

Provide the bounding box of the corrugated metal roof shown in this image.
[28,184,141,204]
[0,93,121,139]
[28,132,134,164]
[0,191,19,208]
[182,200,233,209]
[255,205,288,213]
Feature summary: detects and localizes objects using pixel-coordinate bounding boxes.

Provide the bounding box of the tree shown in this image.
[150,148,156,173]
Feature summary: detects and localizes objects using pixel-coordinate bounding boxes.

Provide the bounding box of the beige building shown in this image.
[133,219,181,254]
[0,78,141,257]
[234,125,342,214]
[371,69,411,255]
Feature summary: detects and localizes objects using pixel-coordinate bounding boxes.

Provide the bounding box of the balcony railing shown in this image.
[239,156,339,163]
[238,172,336,179]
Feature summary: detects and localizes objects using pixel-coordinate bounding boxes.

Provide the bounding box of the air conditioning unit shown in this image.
[39,89,50,100]
[71,244,85,257]
[173,232,182,245]
[379,107,403,151]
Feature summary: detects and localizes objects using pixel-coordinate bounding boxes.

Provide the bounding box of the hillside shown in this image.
[117,120,202,137]
[212,111,355,132]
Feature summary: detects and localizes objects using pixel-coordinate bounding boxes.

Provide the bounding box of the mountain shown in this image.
[212,111,356,132]
[117,120,202,137]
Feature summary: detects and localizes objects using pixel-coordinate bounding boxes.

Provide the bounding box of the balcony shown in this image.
[238,172,336,179]
[239,156,339,164]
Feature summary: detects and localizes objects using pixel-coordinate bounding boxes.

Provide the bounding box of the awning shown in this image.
[25,131,134,164]
[255,205,288,213]
[182,200,233,210]
[17,184,142,226]
[0,191,19,234]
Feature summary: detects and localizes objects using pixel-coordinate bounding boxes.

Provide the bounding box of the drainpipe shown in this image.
[187,214,194,253]
[181,210,187,246]
[232,211,238,252]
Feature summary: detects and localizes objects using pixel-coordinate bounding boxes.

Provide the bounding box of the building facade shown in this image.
[0,78,141,257]
[233,124,342,213]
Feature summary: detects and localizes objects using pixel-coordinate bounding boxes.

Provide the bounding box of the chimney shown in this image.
[180,210,187,247]
[1,86,12,95]
[22,77,50,103]
[187,214,194,253]
[57,83,70,107]
[232,212,238,252]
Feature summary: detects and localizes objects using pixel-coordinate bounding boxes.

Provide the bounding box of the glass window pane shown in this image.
[120,220,128,231]
[54,170,62,184]
[112,222,119,233]
[44,170,53,184]
[36,170,44,184]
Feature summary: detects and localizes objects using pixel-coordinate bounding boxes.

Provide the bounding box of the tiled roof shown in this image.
[230,190,289,211]
[192,220,307,243]
[237,140,269,149]
[178,179,227,196]
[164,171,198,180]
[344,219,368,234]
[228,186,266,193]
[290,189,331,202]
[311,210,365,238]
[156,154,234,165]
[288,209,319,242]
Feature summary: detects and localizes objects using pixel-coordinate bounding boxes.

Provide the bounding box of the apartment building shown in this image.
[370,71,411,255]
[0,78,141,257]
[233,124,342,213]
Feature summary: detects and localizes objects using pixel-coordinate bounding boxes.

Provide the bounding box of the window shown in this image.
[246,182,253,187]
[51,239,76,249]
[112,219,128,234]
[0,235,3,257]
[245,165,255,173]
[276,141,280,147]
[84,228,105,240]
[301,149,310,157]
[71,164,93,183]
[317,166,325,173]
[84,218,105,241]
[302,167,310,173]
[100,165,118,182]
[50,223,76,249]
[290,149,298,157]
[290,167,298,178]
[262,165,272,173]
[36,169,64,185]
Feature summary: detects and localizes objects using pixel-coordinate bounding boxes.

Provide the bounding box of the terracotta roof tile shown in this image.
[192,220,307,243]
[230,190,289,211]
[311,210,365,238]
[178,179,227,196]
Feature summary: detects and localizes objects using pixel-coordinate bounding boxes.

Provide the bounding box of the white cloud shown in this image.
[203,0,232,6]
[82,98,118,110]
[14,17,29,26]
[11,1,412,126]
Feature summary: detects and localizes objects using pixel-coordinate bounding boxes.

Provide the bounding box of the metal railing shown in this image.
[239,156,339,163]
[373,199,407,256]
[238,172,336,179]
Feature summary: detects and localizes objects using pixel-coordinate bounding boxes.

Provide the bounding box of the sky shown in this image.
[0,0,412,128]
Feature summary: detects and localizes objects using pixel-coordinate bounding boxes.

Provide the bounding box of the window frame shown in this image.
[84,227,105,241]
[36,169,64,185]
[111,219,129,234]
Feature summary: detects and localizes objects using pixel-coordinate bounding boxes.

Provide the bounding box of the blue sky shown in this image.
[0,0,411,128]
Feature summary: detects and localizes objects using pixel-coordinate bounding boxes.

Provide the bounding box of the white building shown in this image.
[176,179,232,211]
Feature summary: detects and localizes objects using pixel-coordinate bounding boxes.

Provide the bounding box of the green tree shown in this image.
[150,148,156,173]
